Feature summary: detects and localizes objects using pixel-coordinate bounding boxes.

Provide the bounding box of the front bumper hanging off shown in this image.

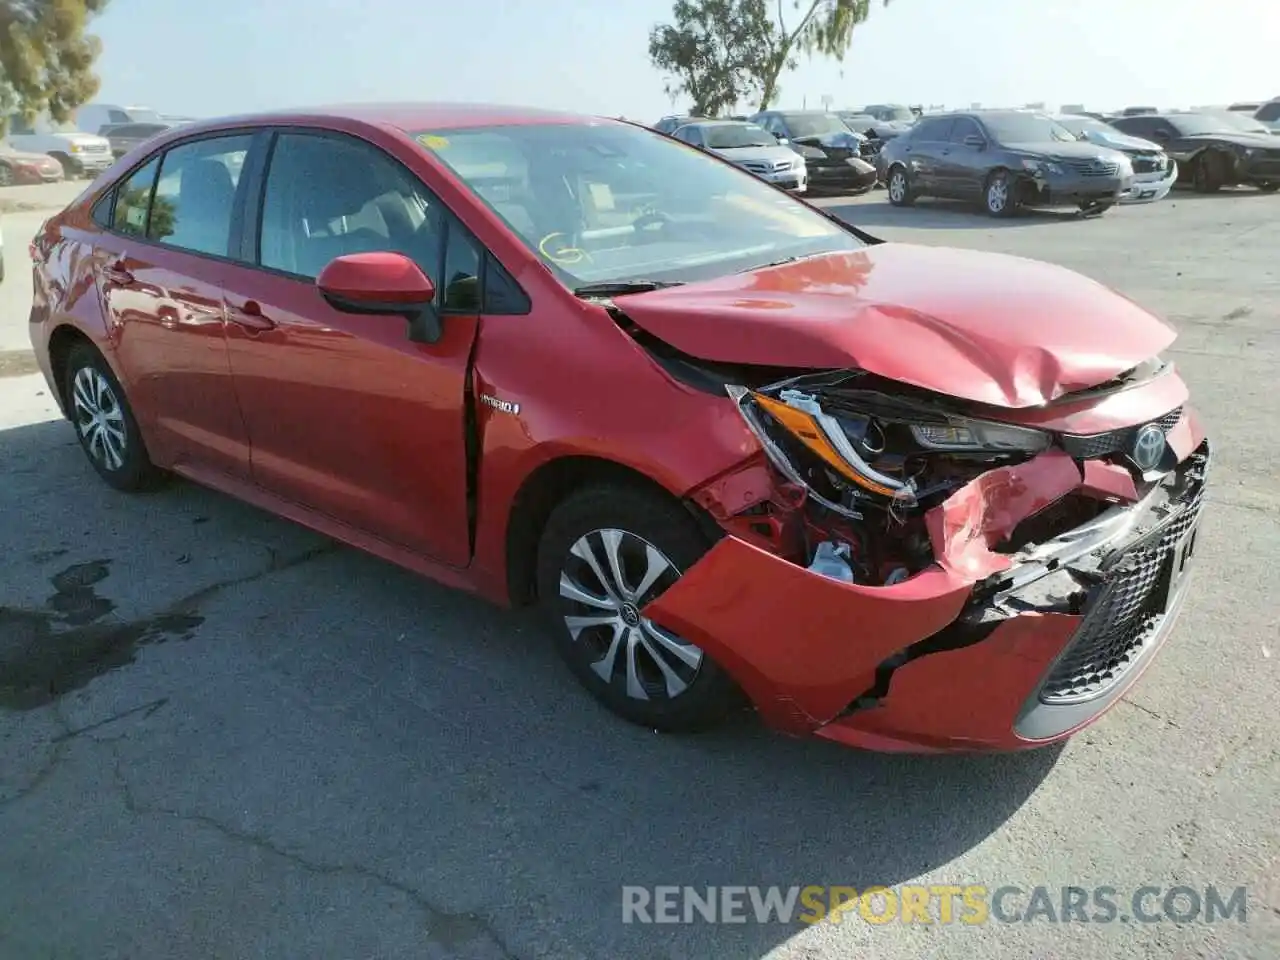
[642,411,1210,753]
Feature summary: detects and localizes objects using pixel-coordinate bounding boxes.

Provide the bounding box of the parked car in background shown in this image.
[1055,114,1176,203]
[27,102,1211,753]
[652,115,703,135]
[1110,112,1280,192]
[670,120,808,192]
[1254,99,1280,133]
[5,115,113,178]
[99,121,184,159]
[76,103,164,134]
[836,111,904,160]
[749,110,878,193]
[860,104,917,129]
[1205,110,1276,137]
[1227,102,1263,115]
[878,110,1131,217]
[1120,106,1159,117]
[0,142,66,185]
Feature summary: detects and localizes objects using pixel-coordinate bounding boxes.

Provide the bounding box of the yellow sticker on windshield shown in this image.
[417,134,450,150]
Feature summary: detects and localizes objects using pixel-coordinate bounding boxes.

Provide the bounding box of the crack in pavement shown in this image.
[105,744,520,959]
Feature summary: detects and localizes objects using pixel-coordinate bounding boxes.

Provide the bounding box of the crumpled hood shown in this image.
[613,245,1176,408]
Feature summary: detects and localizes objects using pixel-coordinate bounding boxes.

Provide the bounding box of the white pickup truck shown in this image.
[6,114,114,179]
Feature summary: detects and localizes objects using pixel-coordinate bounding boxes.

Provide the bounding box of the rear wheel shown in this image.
[886,165,914,206]
[535,484,739,732]
[1258,182,1279,193]
[64,342,166,492]
[984,169,1018,217]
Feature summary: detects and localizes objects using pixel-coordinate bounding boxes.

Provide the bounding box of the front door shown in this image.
[220,130,480,567]
[95,133,256,480]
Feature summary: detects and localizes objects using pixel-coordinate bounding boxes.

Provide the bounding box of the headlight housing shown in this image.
[738,387,1052,513]
[1022,157,1063,176]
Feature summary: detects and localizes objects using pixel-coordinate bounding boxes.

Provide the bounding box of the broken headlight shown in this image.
[735,385,1051,514]
[909,420,1051,453]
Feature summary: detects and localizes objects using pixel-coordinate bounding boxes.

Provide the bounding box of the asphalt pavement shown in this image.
[1,180,1277,960]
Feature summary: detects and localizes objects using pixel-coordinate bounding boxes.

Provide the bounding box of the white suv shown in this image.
[6,114,113,178]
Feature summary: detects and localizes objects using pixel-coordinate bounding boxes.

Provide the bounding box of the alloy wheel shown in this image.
[888,170,906,203]
[558,528,705,701]
[71,366,128,471]
[0,165,12,187]
[987,177,1008,214]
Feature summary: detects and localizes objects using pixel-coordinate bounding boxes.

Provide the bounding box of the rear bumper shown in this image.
[644,412,1210,753]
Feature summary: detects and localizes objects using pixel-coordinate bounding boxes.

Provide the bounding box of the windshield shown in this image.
[417,122,861,288]
[1057,117,1116,139]
[982,113,1078,143]
[1207,112,1269,135]
[128,108,162,123]
[780,114,850,138]
[1168,114,1250,136]
[867,106,914,123]
[702,123,776,149]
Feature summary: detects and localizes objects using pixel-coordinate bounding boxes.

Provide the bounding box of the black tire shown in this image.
[1192,152,1225,193]
[535,483,740,732]
[1258,182,1280,193]
[984,169,1018,217]
[49,152,78,179]
[64,342,167,492]
[1078,201,1114,218]
[886,164,914,206]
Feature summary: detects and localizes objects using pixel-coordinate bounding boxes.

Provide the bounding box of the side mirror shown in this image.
[963,134,987,149]
[316,251,441,343]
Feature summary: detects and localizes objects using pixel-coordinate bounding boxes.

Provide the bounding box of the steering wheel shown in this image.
[631,210,671,244]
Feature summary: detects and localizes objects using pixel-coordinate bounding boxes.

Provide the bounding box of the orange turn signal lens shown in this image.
[751,393,901,498]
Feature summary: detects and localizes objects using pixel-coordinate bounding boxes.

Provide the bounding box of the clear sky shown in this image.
[91,0,1278,120]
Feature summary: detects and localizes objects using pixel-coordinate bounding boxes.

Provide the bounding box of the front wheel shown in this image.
[886,165,914,206]
[1258,182,1280,193]
[1192,152,1225,193]
[64,342,167,492]
[536,484,740,732]
[984,170,1018,217]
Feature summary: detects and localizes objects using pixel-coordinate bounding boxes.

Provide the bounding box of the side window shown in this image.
[1257,102,1280,122]
[259,132,441,283]
[149,135,252,256]
[439,222,481,313]
[110,156,160,237]
[949,118,982,142]
[108,109,130,124]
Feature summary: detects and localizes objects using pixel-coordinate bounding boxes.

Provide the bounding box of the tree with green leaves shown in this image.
[649,0,891,114]
[648,0,777,117]
[0,0,112,134]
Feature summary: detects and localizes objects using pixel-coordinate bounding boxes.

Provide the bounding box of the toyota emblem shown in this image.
[1131,423,1167,471]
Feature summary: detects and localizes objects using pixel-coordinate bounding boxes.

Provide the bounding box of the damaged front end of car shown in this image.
[640,365,1211,752]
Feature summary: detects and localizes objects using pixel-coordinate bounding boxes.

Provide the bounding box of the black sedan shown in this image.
[876,110,1132,217]
[748,110,879,194]
[1110,112,1280,192]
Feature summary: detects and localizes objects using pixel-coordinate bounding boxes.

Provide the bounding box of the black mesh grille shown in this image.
[1039,455,1205,704]
[1060,406,1183,460]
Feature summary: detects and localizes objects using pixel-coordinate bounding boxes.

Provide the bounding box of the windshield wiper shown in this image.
[573,280,684,298]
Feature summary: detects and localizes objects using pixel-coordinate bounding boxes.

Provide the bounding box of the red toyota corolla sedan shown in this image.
[29,103,1210,752]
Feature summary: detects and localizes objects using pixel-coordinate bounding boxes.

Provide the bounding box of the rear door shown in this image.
[900,117,954,193]
[92,132,261,480]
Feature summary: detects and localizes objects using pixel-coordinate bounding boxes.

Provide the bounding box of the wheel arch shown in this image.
[503,454,719,607]
[47,324,97,415]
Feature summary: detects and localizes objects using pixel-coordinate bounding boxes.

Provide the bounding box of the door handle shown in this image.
[227,299,276,331]
[104,259,135,285]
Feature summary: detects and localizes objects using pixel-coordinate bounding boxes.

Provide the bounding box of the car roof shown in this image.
[168,102,596,136]
[682,118,757,127]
